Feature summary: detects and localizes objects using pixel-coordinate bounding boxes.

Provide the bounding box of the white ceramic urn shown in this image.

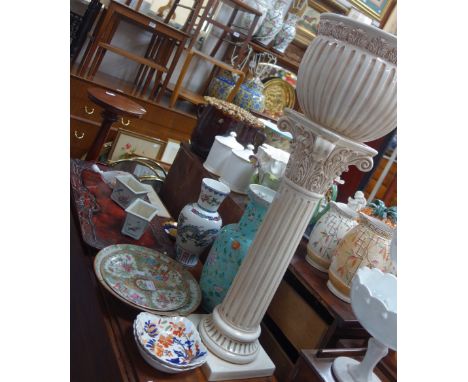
[306,201,358,272]
[203,131,244,176]
[296,13,397,142]
[219,144,256,194]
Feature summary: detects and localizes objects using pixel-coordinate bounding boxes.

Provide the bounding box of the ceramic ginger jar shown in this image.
[273,12,299,53]
[203,131,244,176]
[199,184,276,312]
[207,70,238,101]
[176,178,230,267]
[233,77,265,113]
[306,201,358,273]
[327,212,395,303]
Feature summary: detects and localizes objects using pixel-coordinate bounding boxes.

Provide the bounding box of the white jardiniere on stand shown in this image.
[194,13,396,380]
[176,178,230,267]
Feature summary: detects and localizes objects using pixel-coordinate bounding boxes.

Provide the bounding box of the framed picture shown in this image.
[294,0,348,47]
[348,0,396,24]
[108,129,167,162]
[160,138,181,165]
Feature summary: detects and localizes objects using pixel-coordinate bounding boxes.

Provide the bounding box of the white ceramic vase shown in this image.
[273,12,299,53]
[254,0,289,46]
[219,144,257,194]
[238,0,273,36]
[203,131,244,176]
[176,178,230,267]
[296,13,397,142]
[332,267,396,382]
[306,201,358,272]
[327,212,395,303]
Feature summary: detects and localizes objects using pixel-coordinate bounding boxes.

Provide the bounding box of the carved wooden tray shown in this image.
[70,159,175,255]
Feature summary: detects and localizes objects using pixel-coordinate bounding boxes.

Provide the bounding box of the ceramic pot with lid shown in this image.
[219,144,257,194]
[190,97,265,159]
[203,132,244,176]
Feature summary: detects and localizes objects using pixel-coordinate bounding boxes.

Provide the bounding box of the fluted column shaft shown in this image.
[199,109,378,364]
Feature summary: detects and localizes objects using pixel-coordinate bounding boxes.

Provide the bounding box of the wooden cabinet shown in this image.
[70,74,197,158]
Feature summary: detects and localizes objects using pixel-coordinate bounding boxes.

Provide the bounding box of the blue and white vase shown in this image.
[176,178,230,267]
[273,12,299,53]
[233,77,265,113]
[199,184,276,311]
[254,0,289,46]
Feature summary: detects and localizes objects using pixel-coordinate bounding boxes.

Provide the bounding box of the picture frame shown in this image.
[160,138,181,165]
[108,129,167,162]
[348,0,396,24]
[294,0,348,47]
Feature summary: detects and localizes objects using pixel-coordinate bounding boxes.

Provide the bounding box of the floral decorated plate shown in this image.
[133,312,208,368]
[94,245,200,314]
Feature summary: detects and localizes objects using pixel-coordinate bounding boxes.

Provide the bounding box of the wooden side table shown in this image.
[85,87,146,161]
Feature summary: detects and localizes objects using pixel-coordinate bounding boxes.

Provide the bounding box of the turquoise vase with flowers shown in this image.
[199,184,276,312]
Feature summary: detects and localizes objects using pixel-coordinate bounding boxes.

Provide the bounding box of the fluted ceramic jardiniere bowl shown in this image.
[296,13,397,142]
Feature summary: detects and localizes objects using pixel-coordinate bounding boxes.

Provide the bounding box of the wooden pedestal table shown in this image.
[85,87,146,161]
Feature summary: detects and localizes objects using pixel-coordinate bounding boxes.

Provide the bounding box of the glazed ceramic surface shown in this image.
[203,131,244,176]
[260,118,292,152]
[254,0,289,45]
[207,71,238,101]
[200,184,276,312]
[111,174,148,209]
[239,0,272,35]
[134,312,208,368]
[233,77,265,113]
[94,244,201,315]
[254,143,290,191]
[306,201,358,272]
[121,198,158,240]
[273,12,299,53]
[176,178,230,267]
[296,13,397,142]
[328,212,395,302]
[219,145,256,194]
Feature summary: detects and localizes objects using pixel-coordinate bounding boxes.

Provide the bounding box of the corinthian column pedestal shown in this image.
[197,108,377,375]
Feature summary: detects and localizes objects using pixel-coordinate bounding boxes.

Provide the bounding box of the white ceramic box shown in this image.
[122,198,158,240]
[111,174,149,209]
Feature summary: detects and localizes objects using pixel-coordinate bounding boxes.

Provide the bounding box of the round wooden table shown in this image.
[85,87,146,161]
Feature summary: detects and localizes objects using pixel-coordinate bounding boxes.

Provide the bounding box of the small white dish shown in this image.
[121,198,158,240]
[111,174,149,209]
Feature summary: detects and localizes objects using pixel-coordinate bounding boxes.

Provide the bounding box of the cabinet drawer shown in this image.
[70,115,101,158]
[267,280,329,351]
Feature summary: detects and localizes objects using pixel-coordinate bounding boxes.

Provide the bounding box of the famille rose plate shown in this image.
[94,245,201,314]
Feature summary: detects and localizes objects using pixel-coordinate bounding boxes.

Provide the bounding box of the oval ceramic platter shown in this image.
[94,244,201,315]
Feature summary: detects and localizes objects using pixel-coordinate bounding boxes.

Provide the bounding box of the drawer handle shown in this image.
[121,118,131,126]
[84,106,95,115]
[74,130,85,140]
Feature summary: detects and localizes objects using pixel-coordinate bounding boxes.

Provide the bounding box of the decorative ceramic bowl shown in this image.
[133,312,208,371]
[122,198,158,240]
[296,13,397,142]
[111,174,149,209]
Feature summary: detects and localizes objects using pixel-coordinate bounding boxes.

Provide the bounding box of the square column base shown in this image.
[188,314,276,381]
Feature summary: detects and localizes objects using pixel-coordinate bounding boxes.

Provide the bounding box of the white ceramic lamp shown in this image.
[332,267,397,382]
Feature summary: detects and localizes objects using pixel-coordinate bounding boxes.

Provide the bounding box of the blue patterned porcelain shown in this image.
[176,178,230,267]
[207,71,238,100]
[233,77,265,113]
[199,184,276,312]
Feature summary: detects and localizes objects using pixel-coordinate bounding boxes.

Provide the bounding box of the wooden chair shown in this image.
[78,0,189,101]
[168,0,262,107]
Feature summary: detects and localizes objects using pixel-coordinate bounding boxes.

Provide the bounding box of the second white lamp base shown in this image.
[188,314,275,381]
[332,357,381,382]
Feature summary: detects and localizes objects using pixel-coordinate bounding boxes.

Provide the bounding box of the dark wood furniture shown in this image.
[70,159,276,382]
[78,0,190,100]
[70,74,197,159]
[85,87,146,161]
[288,349,396,382]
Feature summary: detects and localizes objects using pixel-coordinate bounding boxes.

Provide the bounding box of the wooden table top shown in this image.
[88,87,147,117]
[70,159,276,382]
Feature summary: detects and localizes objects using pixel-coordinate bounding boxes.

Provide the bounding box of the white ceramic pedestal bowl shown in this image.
[296,13,397,142]
[332,267,396,382]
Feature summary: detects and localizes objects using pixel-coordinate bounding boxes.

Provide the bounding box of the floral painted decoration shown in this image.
[134,312,208,367]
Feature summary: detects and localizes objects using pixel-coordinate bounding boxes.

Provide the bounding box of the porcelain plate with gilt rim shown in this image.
[94,244,201,315]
